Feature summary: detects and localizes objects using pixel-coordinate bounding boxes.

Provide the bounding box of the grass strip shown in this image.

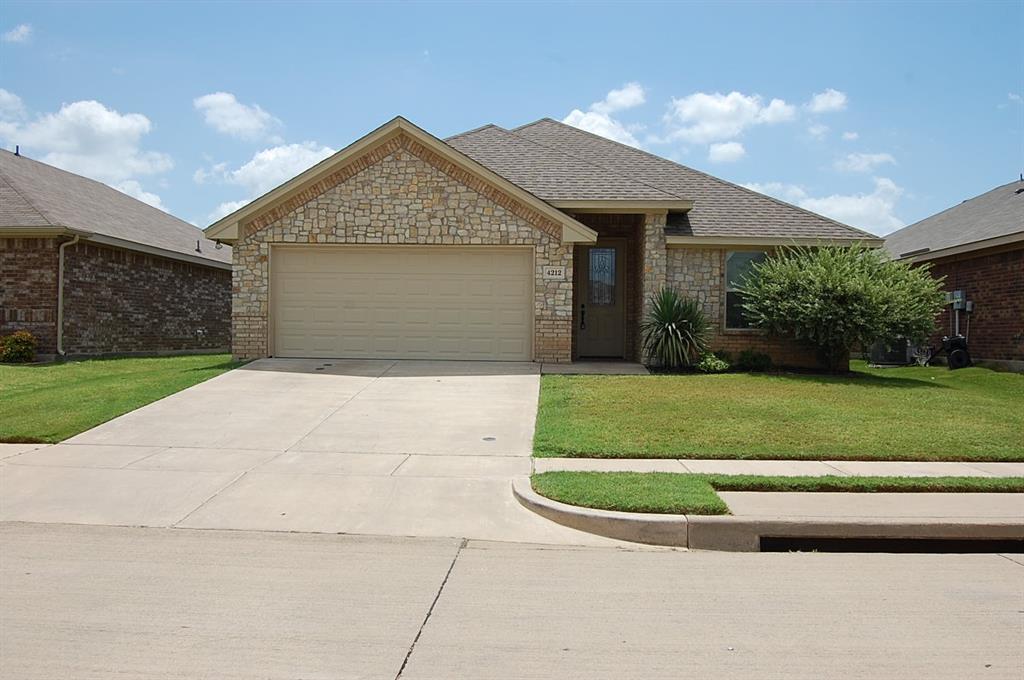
[0,354,244,443]
[530,471,1024,516]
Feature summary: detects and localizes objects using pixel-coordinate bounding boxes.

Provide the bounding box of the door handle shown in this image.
[580,304,586,330]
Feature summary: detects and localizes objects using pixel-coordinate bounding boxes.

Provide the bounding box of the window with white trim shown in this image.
[725,251,766,329]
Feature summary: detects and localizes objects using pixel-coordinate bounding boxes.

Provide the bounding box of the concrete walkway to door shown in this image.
[0,359,621,546]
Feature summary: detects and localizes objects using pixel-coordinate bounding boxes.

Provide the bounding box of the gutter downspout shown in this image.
[56,235,80,357]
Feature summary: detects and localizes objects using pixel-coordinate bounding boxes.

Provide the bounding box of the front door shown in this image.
[577,240,626,357]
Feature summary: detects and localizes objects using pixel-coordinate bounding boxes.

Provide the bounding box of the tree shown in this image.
[738,244,946,372]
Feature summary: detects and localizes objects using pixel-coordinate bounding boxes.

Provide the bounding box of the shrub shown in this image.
[739,244,945,372]
[0,330,38,363]
[696,352,730,373]
[640,288,710,369]
[736,350,773,372]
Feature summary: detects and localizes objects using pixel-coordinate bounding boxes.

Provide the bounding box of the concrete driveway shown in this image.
[0,359,614,546]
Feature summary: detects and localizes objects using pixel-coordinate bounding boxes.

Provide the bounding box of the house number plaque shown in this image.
[543,266,566,280]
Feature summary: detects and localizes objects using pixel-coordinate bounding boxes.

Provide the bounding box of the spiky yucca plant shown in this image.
[640,288,710,369]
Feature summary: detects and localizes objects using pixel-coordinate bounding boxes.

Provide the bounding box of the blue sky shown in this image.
[1,1,1021,235]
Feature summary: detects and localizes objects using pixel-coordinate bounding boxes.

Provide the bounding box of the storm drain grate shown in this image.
[760,537,1024,553]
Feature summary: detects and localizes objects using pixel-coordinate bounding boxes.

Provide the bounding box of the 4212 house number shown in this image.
[543,266,566,280]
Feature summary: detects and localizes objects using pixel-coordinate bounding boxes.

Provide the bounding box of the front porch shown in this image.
[569,213,661,363]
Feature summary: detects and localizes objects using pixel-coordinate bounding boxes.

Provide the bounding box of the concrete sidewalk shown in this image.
[3,522,1021,680]
[534,457,1024,477]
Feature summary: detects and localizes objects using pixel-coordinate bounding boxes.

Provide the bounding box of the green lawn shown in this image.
[0,354,243,443]
[534,361,1024,462]
[531,471,1024,515]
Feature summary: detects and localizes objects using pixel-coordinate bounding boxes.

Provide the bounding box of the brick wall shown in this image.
[232,132,573,362]
[0,237,59,354]
[62,241,230,356]
[923,245,1023,362]
[667,246,831,370]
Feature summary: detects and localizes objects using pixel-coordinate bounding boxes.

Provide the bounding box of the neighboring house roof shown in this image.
[0,149,230,267]
[447,118,878,243]
[884,180,1024,261]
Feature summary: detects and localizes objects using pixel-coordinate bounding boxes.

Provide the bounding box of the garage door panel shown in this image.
[272,247,532,360]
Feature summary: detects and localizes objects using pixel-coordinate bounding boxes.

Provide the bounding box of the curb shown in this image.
[512,478,688,547]
[512,479,1024,552]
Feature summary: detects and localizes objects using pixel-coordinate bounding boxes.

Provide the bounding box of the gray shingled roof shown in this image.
[884,181,1024,259]
[447,124,678,201]
[448,118,876,241]
[0,149,230,265]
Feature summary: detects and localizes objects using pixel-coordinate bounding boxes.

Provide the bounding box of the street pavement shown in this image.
[2,522,1021,680]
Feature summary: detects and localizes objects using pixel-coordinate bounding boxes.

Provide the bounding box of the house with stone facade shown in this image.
[885,180,1023,370]
[0,149,231,359]
[205,117,880,368]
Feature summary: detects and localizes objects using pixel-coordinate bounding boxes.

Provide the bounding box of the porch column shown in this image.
[638,212,667,360]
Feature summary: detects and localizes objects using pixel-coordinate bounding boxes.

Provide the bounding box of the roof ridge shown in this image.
[0,159,56,227]
[485,125,682,201]
[516,118,879,239]
[444,123,503,143]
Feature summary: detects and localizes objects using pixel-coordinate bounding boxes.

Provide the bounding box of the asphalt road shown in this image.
[2,522,1021,679]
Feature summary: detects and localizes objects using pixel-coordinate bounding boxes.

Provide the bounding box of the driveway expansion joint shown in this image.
[394,537,467,679]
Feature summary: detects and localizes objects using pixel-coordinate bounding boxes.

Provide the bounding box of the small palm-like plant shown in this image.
[640,288,710,369]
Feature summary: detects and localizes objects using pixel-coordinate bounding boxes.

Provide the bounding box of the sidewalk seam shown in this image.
[170,470,249,527]
[285,360,399,453]
[394,537,467,679]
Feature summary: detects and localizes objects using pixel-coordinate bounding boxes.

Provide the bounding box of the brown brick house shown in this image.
[885,181,1024,370]
[0,149,231,359]
[206,117,879,368]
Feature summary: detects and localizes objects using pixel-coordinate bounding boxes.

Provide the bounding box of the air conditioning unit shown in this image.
[869,337,911,366]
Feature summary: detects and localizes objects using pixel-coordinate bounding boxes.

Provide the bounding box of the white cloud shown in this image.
[708,141,746,163]
[1010,93,1023,104]
[835,152,896,173]
[204,141,335,195]
[562,110,641,146]
[562,82,646,147]
[807,124,829,139]
[0,99,172,183]
[663,91,796,144]
[114,180,166,211]
[193,92,281,142]
[2,23,32,43]
[198,141,336,224]
[807,88,848,113]
[744,177,904,235]
[0,97,172,211]
[591,82,646,114]
[207,199,251,223]
[0,88,25,120]
[841,131,859,141]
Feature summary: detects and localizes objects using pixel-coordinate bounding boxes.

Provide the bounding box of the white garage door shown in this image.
[271,246,533,360]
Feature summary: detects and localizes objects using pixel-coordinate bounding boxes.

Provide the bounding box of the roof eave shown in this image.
[894,230,1024,262]
[0,225,94,238]
[666,235,884,248]
[205,116,598,245]
[552,199,694,214]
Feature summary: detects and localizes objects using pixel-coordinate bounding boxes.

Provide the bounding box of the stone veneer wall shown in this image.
[0,237,59,355]
[62,241,231,356]
[231,134,574,362]
[640,213,667,328]
[667,247,831,370]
